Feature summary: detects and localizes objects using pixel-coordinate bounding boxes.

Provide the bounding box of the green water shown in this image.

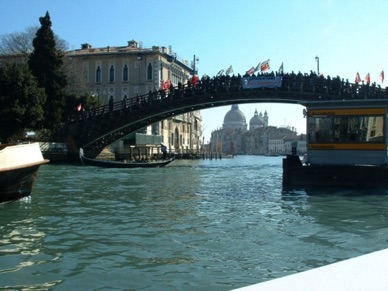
[1,156,388,290]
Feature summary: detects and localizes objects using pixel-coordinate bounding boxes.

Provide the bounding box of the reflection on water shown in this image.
[1,156,388,290]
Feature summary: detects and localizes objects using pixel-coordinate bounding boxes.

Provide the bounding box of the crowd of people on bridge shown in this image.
[69,68,388,152]
[70,69,388,123]
[152,70,388,100]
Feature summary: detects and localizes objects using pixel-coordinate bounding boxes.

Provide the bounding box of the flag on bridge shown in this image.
[278,62,284,74]
[191,75,199,86]
[254,62,261,72]
[246,66,255,75]
[365,73,371,85]
[216,69,224,76]
[355,72,361,83]
[260,59,270,72]
[161,80,171,90]
[380,70,384,83]
[225,65,233,75]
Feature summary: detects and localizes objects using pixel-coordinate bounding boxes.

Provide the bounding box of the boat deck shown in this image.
[233,248,388,290]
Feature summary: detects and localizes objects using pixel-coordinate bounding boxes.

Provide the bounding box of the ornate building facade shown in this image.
[65,40,202,155]
[210,105,305,155]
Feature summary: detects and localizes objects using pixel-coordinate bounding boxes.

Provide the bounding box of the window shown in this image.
[147,63,152,80]
[95,66,101,83]
[109,65,115,82]
[123,64,128,82]
[83,65,88,83]
[308,115,384,143]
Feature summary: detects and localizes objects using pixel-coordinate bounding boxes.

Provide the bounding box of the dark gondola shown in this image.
[80,149,174,168]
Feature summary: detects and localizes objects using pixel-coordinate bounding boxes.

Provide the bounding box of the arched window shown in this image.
[109,65,115,82]
[147,63,152,80]
[123,64,128,82]
[96,66,101,83]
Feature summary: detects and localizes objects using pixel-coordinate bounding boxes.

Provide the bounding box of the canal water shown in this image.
[1,156,388,290]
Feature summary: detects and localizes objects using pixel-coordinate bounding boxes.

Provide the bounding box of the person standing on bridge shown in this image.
[122,95,128,109]
[109,96,114,114]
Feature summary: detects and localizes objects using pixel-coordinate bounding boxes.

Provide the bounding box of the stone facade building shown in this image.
[65,40,202,156]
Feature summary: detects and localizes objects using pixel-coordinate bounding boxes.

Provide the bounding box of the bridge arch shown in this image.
[62,72,388,157]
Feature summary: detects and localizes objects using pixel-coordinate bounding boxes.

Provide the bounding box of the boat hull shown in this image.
[0,163,44,203]
[80,154,174,168]
[283,155,388,188]
[1,143,49,203]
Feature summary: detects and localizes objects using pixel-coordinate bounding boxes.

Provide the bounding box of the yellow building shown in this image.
[65,40,202,156]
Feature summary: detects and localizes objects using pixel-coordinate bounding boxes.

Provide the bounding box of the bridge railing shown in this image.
[67,72,388,123]
[280,74,387,98]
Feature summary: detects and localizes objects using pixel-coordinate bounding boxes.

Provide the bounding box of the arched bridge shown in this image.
[62,72,388,157]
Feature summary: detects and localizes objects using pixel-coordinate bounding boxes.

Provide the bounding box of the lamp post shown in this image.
[315,56,320,75]
[192,55,199,76]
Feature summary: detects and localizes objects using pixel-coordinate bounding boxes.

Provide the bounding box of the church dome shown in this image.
[249,109,268,130]
[249,109,262,128]
[223,105,247,130]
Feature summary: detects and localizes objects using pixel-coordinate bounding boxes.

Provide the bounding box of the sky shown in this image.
[2,0,387,143]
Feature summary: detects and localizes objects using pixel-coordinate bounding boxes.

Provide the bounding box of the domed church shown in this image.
[223,105,247,131]
[210,105,301,156]
[249,109,268,130]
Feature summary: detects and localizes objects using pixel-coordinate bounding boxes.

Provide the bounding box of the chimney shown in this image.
[81,43,92,49]
[128,39,138,48]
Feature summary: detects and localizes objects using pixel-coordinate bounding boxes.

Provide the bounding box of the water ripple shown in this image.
[1,156,388,289]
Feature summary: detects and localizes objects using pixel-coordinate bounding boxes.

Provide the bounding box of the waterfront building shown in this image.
[210,105,306,155]
[65,40,202,156]
[284,136,307,155]
[268,138,285,155]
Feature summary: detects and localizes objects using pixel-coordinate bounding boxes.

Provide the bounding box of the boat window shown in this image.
[308,115,384,143]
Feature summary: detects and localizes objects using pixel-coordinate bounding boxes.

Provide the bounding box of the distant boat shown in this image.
[80,148,174,168]
[0,143,49,203]
[221,154,234,159]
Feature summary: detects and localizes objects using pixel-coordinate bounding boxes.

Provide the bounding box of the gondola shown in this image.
[79,149,174,168]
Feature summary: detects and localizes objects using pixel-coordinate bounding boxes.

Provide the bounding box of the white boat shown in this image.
[0,143,49,203]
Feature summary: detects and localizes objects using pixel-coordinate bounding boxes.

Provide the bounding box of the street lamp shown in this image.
[315,55,320,75]
[192,55,199,76]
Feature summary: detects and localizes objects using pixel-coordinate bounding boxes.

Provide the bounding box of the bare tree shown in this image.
[0,26,68,64]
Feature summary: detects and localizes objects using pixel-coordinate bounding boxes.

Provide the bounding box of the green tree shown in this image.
[0,63,46,142]
[28,11,67,129]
